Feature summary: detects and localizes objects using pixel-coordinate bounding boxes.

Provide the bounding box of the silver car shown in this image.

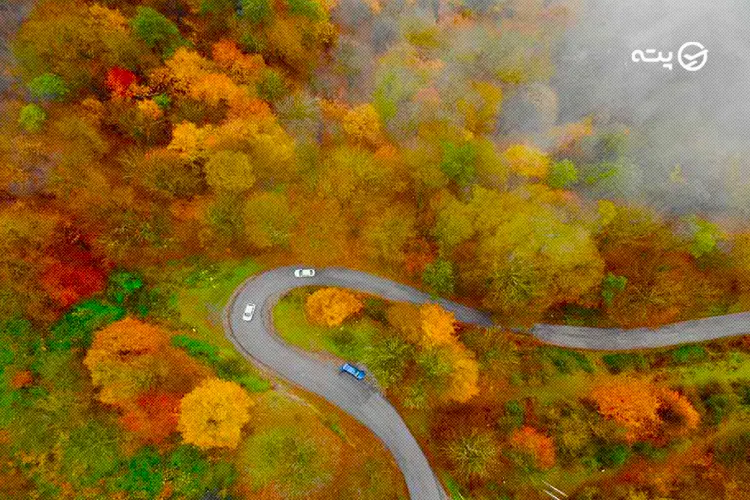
[242,303,256,321]
[294,268,316,278]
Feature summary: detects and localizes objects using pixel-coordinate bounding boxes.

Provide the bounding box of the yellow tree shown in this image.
[84,318,169,405]
[203,150,256,192]
[419,303,457,349]
[178,379,253,449]
[305,288,363,327]
[342,104,382,146]
[502,144,551,180]
[443,344,479,403]
[243,191,298,249]
[361,204,416,266]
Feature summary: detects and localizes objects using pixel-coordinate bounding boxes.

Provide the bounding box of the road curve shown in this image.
[223,266,750,500]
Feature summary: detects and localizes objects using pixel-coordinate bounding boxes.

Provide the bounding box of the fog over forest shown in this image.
[550,0,750,216]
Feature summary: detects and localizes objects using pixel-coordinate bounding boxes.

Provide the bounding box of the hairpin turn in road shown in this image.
[223,266,750,500]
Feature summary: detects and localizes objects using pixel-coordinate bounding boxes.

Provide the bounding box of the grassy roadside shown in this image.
[272,289,382,362]
[168,258,270,392]
[174,258,263,346]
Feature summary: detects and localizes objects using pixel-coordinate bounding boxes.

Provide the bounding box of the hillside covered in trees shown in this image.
[2,0,750,498]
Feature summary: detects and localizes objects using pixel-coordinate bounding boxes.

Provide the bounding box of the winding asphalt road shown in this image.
[223,266,750,500]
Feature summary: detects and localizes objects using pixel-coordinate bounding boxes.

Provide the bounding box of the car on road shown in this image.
[340,362,366,380]
[294,268,316,278]
[242,303,256,321]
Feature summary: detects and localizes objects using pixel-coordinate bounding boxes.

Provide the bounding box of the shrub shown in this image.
[731,380,750,406]
[714,431,750,466]
[670,345,708,365]
[601,353,648,374]
[703,393,735,425]
[445,431,498,479]
[595,443,629,467]
[508,426,556,470]
[498,399,525,432]
[539,346,594,374]
[28,73,68,101]
[171,335,220,364]
[422,259,455,297]
[548,159,578,189]
[18,104,46,132]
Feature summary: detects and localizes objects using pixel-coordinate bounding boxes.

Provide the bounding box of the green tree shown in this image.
[601,273,627,307]
[107,270,144,305]
[286,0,324,20]
[363,335,412,389]
[117,447,163,497]
[422,259,455,296]
[28,73,68,101]
[18,104,46,132]
[256,69,287,102]
[440,141,477,186]
[48,299,126,351]
[433,197,476,251]
[240,0,273,23]
[130,7,185,57]
[61,421,122,489]
[548,159,578,189]
[362,205,416,265]
[243,427,334,498]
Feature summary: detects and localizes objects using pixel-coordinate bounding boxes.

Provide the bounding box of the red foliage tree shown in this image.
[105,66,137,98]
[40,260,107,308]
[120,391,181,445]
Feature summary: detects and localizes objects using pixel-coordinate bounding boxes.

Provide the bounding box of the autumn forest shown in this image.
[1,0,750,498]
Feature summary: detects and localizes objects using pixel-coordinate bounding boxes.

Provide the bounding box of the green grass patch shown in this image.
[273,295,333,352]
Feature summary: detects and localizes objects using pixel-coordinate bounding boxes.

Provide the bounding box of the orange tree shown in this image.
[305,287,364,327]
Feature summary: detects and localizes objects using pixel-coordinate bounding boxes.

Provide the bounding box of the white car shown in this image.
[242,303,256,321]
[294,268,316,278]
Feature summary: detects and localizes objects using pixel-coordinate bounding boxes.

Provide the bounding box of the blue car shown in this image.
[340,363,366,380]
